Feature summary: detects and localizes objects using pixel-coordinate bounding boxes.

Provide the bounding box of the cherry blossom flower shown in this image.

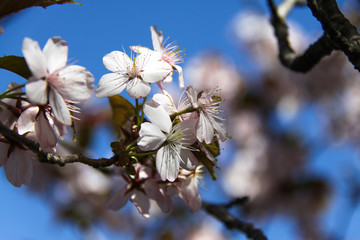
[106,165,172,218]
[176,167,203,212]
[95,50,172,99]
[22,37,95,125]
[137,99,198,182]
[185,86,227,144]
[131,26,185,89]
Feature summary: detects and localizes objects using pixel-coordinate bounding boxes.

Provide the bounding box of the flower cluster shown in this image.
[0,26,228,217]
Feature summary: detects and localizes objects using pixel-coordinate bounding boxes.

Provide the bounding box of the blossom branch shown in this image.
[267,0,334,72]
[202,199,268,240]
[0,121,118,168]
[307,0,360,71]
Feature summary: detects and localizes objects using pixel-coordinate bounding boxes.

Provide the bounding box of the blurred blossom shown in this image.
[229,111,262,145]
[232,11,309,71]
[185,52,242,101]
[276,94,301,122]
[185,219,226,240]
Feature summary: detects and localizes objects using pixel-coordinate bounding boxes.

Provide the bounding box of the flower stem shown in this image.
[125,139,138,151]
[0,84,26,99]
[170,106,196,119]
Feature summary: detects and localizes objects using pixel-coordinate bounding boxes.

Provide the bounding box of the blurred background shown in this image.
[1,0,360,239]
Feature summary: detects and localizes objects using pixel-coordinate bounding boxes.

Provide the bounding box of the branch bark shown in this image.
[0,121,118,168]
[202,199,268,240]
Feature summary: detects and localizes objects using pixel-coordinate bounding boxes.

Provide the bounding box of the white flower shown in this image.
[131,26,185,89]
[185,86,228,144]
[137,99,197,182]
[95,50,172,99]
[22,37,95,125]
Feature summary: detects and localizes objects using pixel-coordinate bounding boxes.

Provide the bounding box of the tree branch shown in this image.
[267,0,334,72]
[202,199,268,240]
[307,0,360,71]
[0,121,118,168]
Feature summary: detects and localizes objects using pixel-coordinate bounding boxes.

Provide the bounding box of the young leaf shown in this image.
[108,95,135,136]
[0,56,31,79]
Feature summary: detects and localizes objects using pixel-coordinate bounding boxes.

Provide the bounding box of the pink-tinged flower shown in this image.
[131,26,185,89]
[185,86,228,144]
[0,141,35,187]
[106,165,172,218]
[0,82,23,128]
[22,37,95,125]
[137,99,198,182]
[95,50,172,99]
[176,167,203,212]
[17,106,66,149]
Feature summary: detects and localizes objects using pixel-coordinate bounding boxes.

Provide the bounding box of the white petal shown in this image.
[179,149,198,170]
[103,51,132,73]
[130,190,151,218]
[5,148,33,187]
[143,100,172,133]
[163,71,173,83]
[137,122,166,151]
[176,119,197,145]
[179,176,201,212]
[150,26,164,51]
[130,46,150,54]
[25,80,48,105]
[143,180,172,213]
[126,77,151,99]
[49,89,71,125]
[43,37,68,73]
[197,112,214,144]
[156,145,180,182]
[211,116,228,142]
[185,86,199,108]
[17,107,37,135]
[95,73,128,98]
[35,110,57,148]
[54,65,95,101]
[106,186,130,210]
[22,37,47,79]
[151,93,177,114]
[174,65,185,89]
[138,53,172,83]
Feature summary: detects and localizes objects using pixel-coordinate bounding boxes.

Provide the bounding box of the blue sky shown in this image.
[1,0,359,239]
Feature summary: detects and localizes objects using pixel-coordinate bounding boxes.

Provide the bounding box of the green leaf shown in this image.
[0,0,81,20]
[0,56,31,79]
[203,140,220,157]
[108,95,135,136]
[194,150,217,180]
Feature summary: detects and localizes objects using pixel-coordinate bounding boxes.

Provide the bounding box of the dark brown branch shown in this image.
[0,121,118,168]
[202,200,268,240]
[268,0,334,72]
[307,0,360,71]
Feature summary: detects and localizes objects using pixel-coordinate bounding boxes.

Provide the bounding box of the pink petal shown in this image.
[22,37,47,79]
[49,89,71,125]
[54,65,95,101]
[106,186,130,210]
[103,51,132,73]
[196,112,214,144]
[5,148,33,187]
[137,122,166,151]
[130,190,151,218]
[179,176,201,212]
[143,180,172,214]
[211,115,228,142]
[95,73,128,98]
[126,77,151,99]
[185,86,199,108]
[43,37,68,73]
[35,110,57,148]
[25,80,48,105]
[138,52,172,83]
